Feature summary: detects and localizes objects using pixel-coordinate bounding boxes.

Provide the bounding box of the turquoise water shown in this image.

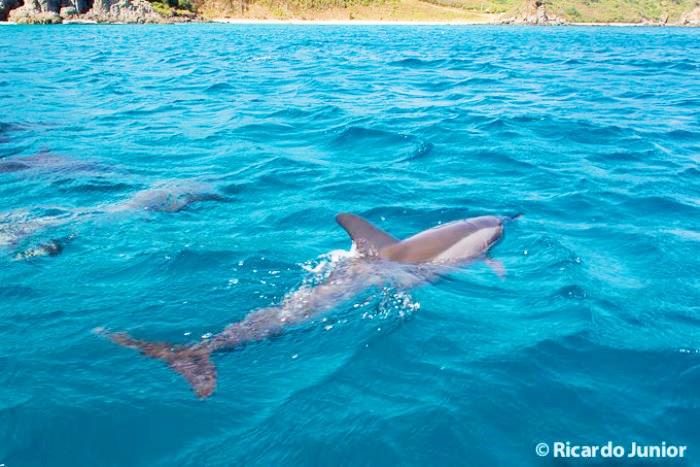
[1,24,700,465]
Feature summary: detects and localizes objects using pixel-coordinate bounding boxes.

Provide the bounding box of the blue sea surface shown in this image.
[1,24,700,466]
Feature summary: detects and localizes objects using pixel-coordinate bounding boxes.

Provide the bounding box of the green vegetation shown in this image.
[540,0,697,22]
[198,0,493,20]
[418,0,698,22]
[422,0,514,14]
[149,0,197,17]
[156,0,700,23]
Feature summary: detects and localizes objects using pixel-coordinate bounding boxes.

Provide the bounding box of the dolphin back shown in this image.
[381,216,505,264]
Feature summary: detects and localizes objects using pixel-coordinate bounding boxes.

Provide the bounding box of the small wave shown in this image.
[663,229,700,242]
[332,126,412,145]
[0,122,25,135]
[232,122,298,138]
[679,166,700,178]
[464,149,534,171]
[562,58,586,65]
[394,141,434,163]
[0,285,36,299]
[56,179,137,195]
[619,196,698,217]
[587,149,647,163]
[558,120,630,145]
[163,248,241,275]
[554,284,587,301]
[456,76,502,87]
[205,82,235,93]
[665,129,700,141]
[329,126,432,164]
[388,57,446,68]
[266,105,342,120]
[628,58,699,72]
[219,181,253,196]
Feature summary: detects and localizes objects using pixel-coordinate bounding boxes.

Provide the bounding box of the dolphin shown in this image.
[13,234,76,261]
[102,212,520,398]
[105,181,225,213]
[0,150,100,175]
[1,181,224,257]
[0,160,31,173]
[0,209,69,249]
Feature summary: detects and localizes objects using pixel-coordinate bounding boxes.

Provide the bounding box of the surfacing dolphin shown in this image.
[13,235,76,261]
[102,212,520,398]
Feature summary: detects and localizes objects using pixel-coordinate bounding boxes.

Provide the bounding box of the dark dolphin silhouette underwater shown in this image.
[1,180,224,260]
[102,213,520,399]
[0,150,102,175]
[104,181,225,214]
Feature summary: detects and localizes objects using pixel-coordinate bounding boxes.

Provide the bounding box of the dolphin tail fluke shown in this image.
[103,331,217,399]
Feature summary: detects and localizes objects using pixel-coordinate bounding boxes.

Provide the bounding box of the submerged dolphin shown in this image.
[0,150,100,175]
[103,213,519,398]
[106,181,225,213]
[0,209,70,249]
[1,181,224,258]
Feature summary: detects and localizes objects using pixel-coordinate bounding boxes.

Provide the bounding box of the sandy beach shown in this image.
[3,18,692,25]
[210,18,496,25]
[210,18,689,26]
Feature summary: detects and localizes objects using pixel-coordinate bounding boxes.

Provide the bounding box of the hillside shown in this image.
[504,0,698,23]
[2,0,700,24]
[200,0,700,23]
[198,0,493,21]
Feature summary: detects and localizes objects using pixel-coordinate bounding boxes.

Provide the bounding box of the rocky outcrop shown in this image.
[679,6,700,25]
[502,0,565,25]
[0,0,21,20]
[83,0,163,23]
[5,0,168,22]
[8,0,64,23]
[9,9,63,22]
[8,0,92,22]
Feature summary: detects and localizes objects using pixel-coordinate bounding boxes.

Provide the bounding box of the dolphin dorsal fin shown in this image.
[336,213,398,256]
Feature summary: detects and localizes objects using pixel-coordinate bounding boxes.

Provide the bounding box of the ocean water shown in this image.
[1,24,700,466]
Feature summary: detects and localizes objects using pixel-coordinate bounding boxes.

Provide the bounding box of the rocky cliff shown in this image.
[83,0,163,22]
[679,4,700,24]
[3,0,172,22]
[0,0,20,20]
[501,0,564,25]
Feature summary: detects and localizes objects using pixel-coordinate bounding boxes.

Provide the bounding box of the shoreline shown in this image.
[210,18,695,26]
[210,18,494,25]
[1,18,698,26]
